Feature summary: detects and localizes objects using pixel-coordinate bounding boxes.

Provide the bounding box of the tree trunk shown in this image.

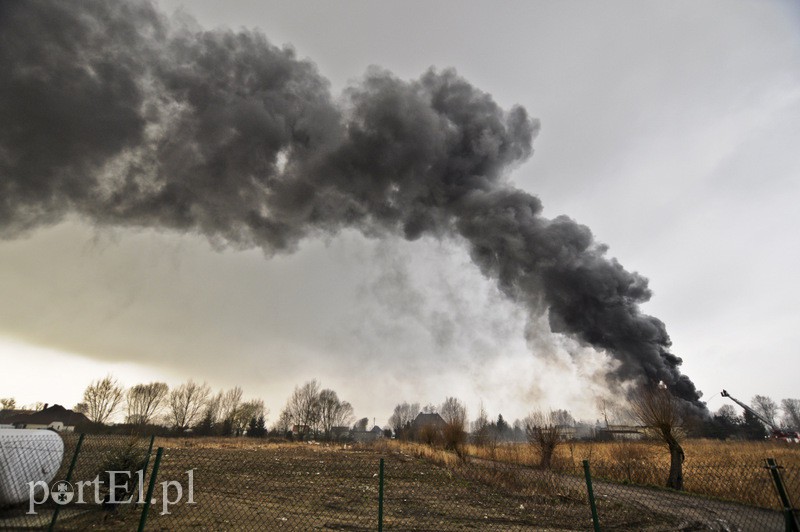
[540,442,555,469]
[666,439,684,490]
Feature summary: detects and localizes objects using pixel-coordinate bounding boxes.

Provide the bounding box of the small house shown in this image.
[352,425,384,443]
[5,404,90,432]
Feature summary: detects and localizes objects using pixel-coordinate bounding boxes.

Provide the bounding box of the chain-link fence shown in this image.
[580,458,798,531]
[0,430,154,530]
[1,432,798,531]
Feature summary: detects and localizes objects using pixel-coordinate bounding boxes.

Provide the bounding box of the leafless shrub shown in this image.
[629,384,687,490]
[524,410,564,469]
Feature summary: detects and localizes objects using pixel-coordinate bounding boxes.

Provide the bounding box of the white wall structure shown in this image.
[0,429,64,506]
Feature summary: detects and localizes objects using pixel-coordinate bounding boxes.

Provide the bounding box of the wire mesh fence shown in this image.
[1,431,798,531]
[0,430,155,531]
[582,459,797,531]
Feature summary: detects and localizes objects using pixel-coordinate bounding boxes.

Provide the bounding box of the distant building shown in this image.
[330,426,351,441]
[352,425,384,443]
[410,413,446,432]
[291,424,312,439]
[409,412,447,443]
[5,404,90,432]
[557,426,576,441]
[573,421,596,440]
[0,408,33,426]
[597,424,645,440]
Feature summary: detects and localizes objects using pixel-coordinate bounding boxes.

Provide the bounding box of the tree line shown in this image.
[272,379,356,440]
[2,380,797,450]
[73,376,269,436]
[385,387,800,492]
[0,376,369,440]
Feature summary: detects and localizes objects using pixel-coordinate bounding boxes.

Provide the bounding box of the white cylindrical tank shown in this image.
[0,429,64,505]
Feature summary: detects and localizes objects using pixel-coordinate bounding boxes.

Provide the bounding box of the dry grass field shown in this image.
[462,438,800,510]
[2,435,796,530]
[50,437,682,530]
[463,437,800,468]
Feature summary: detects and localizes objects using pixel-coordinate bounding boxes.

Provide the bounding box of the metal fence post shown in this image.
[766,458,800,532]
[144,435,156,465]
[137,447,164,532]
[378,458,385,532]
[140,435,156,492]
[582,460,601,532]
[48,432,85,532]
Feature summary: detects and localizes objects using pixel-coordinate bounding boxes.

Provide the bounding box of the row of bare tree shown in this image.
[387,388,685,489]
[272,380,356,440]
[2,377,367,439]
[748,395,800,429]
[72,375,266,434]
[385,387,799,493]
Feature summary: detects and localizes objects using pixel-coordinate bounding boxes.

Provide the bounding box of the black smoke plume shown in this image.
[0,1,703,407]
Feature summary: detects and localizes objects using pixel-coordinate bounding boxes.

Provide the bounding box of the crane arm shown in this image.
[721,389,776,430]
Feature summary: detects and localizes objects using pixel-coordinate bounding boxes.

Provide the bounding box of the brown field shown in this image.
[461,437,800,510]
[462,438,800,469]
[43,437,681,530]
[2,435,796,530]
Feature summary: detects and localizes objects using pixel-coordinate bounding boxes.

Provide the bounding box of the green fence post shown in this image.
[144,435,155,465]
[140,435,156,491]
[582,460,601,532]
[766,458,800,532]
[378,458,385,532]
[137,447,164,532]
[48,433,85,532]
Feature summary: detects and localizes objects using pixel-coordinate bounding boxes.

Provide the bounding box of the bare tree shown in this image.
[233,399,266,436]
[205,391,223,422]
[0,398,16,410]
[551,409,575,428]
[751,395,779,427]
[597,398,611,427]
[472,401,490,447]
[389,402,420,439]
[782,399,800,430]
[716,404,739,423]
[210,387,245,435]
[524,410,563,469]
[440,397,467,454]
[285,380,321,439]
[193,391,224,436]
[273,408,292,435]
[28,401,46,411]
[82,375,125,424]
[440,397,466,426]
[782,398,800,429]
[353,417,369,431]
[318,389,354,440]
[629,385,686,490]
[332,398,355,431]
[219,387,243,424]
[486,414,509,455]
[168,380,211,431]
[125,382,168,425]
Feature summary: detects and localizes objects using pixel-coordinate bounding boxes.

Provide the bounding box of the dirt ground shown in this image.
[49,440,679,531]
[2,438,789,531]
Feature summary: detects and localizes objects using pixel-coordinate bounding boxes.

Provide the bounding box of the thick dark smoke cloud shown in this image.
[0,0,703,406]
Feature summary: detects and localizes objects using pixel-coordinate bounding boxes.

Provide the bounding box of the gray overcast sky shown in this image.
[1,0,799,424]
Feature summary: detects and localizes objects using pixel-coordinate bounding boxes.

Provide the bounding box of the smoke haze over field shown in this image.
[3,1,799,417]
[0,0,709,408]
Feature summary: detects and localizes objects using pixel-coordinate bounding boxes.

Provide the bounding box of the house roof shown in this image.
[6,404,90,426]
[0,409,33,423]
[411,412,446,427]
